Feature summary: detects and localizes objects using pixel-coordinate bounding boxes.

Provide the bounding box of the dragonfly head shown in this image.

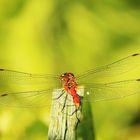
[60,72,75,83]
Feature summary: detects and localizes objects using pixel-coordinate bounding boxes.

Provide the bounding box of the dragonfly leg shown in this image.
[61,93,68,113]
[52,89,65,100]
[68,106,82,122]
[69,108,78,116]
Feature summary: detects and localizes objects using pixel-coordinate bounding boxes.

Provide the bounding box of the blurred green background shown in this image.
[0,0,140,140]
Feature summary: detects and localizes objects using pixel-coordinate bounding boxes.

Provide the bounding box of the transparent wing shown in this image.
[0,69,61,88]
[0,69,69,108]
[0,88,67,107]
[82,79,140,102]
[77,53,140,83]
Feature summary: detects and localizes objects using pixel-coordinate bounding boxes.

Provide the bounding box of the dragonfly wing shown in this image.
[0,69,61,88]
[0,88,67,107]
[0,69,75,109]
[81,79,140,102]
[77,53,140,83]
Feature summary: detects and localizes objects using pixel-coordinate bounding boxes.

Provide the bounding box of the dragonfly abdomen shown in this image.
[69,87,81,108]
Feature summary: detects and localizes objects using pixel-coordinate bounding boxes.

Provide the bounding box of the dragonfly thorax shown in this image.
[60,72,77,90]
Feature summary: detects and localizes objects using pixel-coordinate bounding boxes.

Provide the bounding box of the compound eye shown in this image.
[60,74,64,80]
[64,73,67,76]
[60,73,67,80]
[71,73,74,76]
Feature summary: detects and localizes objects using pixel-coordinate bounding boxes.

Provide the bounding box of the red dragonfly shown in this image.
[0,53,140,108]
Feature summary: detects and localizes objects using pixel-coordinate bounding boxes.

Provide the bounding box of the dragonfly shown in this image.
[0,53,140,109]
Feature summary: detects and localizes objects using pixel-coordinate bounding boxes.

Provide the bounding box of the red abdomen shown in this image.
[69,88,81,108]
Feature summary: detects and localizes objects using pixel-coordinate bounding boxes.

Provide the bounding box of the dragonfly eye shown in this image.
[60,76,64,81]
[61,73,67,77]
[60,73,67,81]
[70,73,74,76]
[64,73,67,76]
